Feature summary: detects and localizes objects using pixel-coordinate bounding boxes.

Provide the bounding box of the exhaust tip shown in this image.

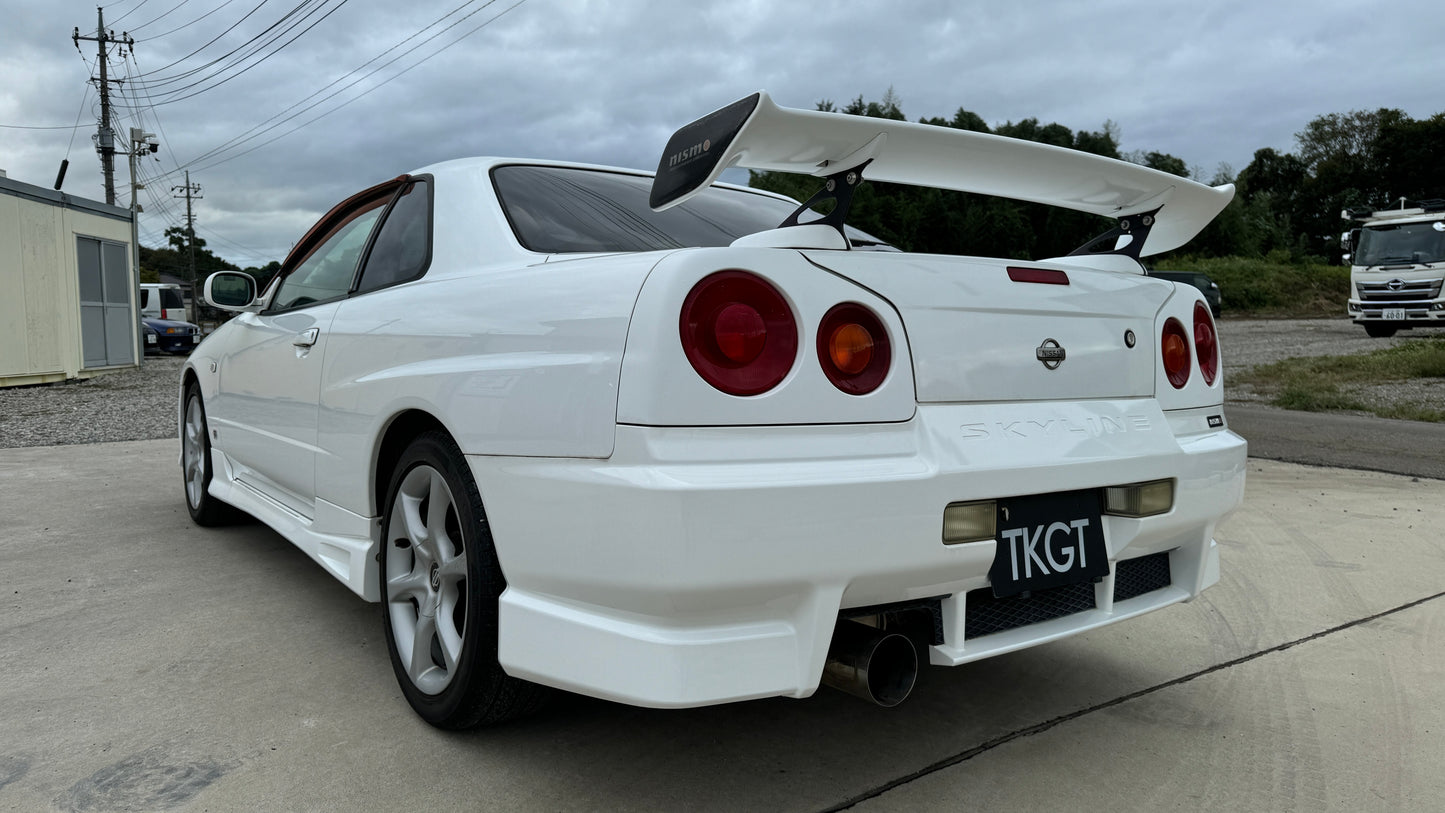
[822,621,919,707]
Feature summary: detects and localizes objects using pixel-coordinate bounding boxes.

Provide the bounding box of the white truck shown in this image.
[1342,200,1445,337]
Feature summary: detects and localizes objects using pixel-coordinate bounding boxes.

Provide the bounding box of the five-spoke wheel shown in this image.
[379,431,547,728]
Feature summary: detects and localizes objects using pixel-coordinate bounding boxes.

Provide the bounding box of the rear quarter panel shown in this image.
[314,253,661,518]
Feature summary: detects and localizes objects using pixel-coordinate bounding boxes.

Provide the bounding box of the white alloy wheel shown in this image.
[384,464,469,695]
[183,395,207,510]
[377,431,547,728]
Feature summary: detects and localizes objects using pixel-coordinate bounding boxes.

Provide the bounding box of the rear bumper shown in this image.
[470,399,1246,708]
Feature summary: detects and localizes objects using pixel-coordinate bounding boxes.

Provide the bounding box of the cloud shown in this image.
[2,0,1440,265]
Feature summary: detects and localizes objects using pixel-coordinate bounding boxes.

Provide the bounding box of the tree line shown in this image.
[139,226,280,289]
[748,93,1445,265]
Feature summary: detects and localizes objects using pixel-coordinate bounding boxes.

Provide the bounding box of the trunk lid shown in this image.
[803,252,1171,403]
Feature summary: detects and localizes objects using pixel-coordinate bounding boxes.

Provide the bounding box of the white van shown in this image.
[139,283,187,321]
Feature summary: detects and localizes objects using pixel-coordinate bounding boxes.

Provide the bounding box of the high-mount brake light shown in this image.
[817,303,891,395]
[1007,267,1070,285]
[679,271,797,396]
[1161,317,1190,389]
[1194,301,1218,386]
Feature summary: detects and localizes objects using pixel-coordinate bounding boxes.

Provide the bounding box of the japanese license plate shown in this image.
[1383,308,1406,321]
[988,490,1109,598]
[146,334,157,345]
[192,334,201,343]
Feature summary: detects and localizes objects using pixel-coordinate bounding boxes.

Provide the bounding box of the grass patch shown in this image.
[1239,339,1445,421]
[1158,255,1350,316]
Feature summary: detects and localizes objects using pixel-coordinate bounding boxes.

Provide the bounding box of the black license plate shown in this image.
[988,490,1108,598]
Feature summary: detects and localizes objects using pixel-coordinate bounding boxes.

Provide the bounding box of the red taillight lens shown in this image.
[680,271,797,396]
[1161,317,1190,389]
[817,303,891,395]
[1193,301,1218,386]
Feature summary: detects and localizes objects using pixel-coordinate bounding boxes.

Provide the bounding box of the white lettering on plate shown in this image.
[1004,518,1092,578]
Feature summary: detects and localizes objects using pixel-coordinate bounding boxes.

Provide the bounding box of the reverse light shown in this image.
[1104,480,1175,518]
[1161,317,1190,389]
[942,500,997,545]
[817,303,891,395]
[1194,301,1219,386]
[680,270,797,396]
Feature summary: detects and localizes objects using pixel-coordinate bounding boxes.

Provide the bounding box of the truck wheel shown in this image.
[379,430,548,728]
[1364,323,1397,338]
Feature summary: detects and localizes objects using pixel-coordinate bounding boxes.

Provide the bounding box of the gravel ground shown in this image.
[1,318,1440,449]
[1217,317,1445,411]
[0,355,185,448]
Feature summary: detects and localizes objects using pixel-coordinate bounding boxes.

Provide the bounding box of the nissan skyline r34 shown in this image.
[180,92,1247,728]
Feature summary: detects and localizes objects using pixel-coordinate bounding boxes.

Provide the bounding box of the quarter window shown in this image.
[355,180,431,294]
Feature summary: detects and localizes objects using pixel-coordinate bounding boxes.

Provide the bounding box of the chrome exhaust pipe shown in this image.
[821,620,919,707]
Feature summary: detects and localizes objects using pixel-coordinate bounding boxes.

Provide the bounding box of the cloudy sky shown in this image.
[2,0,1441,267]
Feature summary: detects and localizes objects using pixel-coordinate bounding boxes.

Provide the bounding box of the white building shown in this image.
[1,171,139,387]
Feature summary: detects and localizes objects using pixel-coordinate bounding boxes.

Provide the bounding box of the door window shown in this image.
[271,198,388,311]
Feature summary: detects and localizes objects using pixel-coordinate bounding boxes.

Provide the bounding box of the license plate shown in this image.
[192,334,201,343]
[1383,308,1406,321]
[146,335,157,344]
[988,490,1109,598]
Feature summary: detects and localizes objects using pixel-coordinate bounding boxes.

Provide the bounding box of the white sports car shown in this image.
[182,91,1246,728]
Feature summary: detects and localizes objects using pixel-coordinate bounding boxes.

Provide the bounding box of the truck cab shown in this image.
[1343,201,1445,337]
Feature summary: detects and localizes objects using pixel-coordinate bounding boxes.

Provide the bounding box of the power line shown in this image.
[105,0,155,27]
[124,0,343,100]
[188,0,525,175]
[142,0,246,41]
[127,0,195,34]
[177,0,489,171]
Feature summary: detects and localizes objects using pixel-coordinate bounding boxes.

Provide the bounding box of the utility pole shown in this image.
[73,8,133,206]
[129,128,159,360]
[173,171,203,323]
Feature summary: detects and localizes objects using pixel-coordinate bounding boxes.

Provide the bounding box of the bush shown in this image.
[1157,255,1351,315]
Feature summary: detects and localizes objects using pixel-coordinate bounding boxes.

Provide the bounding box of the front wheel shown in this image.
[1363,322,1398,338]
[182,386,244,526]
[379,431,548,728]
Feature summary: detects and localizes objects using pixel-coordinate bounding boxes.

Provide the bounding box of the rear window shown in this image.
[492,165,887,254]
[159,288,184,309]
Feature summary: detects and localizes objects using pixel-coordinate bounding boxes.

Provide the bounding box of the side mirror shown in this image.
[205,272,261,313]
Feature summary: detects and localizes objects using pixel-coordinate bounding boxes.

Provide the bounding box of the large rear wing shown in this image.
[650,91,1233,257]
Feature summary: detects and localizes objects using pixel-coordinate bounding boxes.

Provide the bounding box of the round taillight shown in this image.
[1194,301,1218,386]
[680,271,797,396]
[1161,317,1190,389]
[817,303,891,395]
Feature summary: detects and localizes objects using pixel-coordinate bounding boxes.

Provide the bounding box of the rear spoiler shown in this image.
[650,91,1234,257]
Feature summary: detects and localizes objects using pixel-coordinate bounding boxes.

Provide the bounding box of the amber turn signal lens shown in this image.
[1161,317,1190,389]
[828,323,874,375]
[816,303,891,395]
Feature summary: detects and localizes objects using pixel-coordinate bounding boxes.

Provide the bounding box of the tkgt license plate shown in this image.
[1383,308,1406,321]
[988,490,1109,598]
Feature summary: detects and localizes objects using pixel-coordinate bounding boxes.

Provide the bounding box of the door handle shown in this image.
[292,327,320,348]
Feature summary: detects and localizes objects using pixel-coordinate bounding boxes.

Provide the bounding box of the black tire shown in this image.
[1364,323,1397,338]
[181,385,245,526]
[379,431,548,729]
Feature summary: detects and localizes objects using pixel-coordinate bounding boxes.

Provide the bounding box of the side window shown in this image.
[271,199,388,311]
[355,180,431,295]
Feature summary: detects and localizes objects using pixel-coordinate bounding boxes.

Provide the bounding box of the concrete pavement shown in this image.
[1,439,1442,812]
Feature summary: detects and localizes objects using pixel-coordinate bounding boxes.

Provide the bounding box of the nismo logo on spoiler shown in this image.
[668,139,712,168]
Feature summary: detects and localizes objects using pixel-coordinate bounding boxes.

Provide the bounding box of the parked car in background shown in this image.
[180,91,1246,729]
[1147,269,1222,316]
[140,283,188,322]
[142,317,200,355]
